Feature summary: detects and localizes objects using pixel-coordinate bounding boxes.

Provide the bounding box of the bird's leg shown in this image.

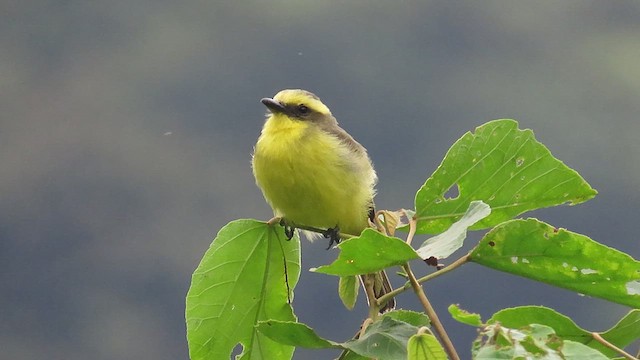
[279,218,295,240]
[323,225,341,250]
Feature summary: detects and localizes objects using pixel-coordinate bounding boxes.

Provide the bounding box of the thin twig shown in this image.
[363,274,380,321]
[376,252,470,309]
[376,280,411,309]
[591,332,638,360]
[403,210,418,246]
[416,254,470,283]
[403,263,460,360]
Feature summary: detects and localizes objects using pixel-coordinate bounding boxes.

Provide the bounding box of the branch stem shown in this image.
[403,263,460,360]
[363,274,380,321]
[591,332,638,360]
[417,254,470,283]
[376,254,470,308]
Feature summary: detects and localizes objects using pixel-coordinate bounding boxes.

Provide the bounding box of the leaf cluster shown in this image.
[186,120,640,359]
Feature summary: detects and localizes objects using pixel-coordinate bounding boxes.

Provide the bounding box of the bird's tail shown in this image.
[360,270,395,313]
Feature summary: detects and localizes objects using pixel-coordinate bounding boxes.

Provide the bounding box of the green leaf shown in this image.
[416,200,490,260]
[490,306,589,343]
[460,306,639,358]
[343,317,419,360]
[600,309,640,354]
[561,341,611,360]
[407,333,446,360]
[257,316,420,360]
[312,229,419,276]
[382,310,431,328]
[185,220,301,360]
[448,304,483,326]
[338,275,359,310]
[490,306,610,356]
[255,320,338,349]
[473,323,609,360]
[470,218,640,308]
[414,119,597,234]
[473,347,517,359]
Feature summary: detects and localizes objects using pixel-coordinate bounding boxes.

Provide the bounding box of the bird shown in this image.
[251,89,395,312]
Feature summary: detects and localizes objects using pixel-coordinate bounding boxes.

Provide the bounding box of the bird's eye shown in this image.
[297,104,309,114]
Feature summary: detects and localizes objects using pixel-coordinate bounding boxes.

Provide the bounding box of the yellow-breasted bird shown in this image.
[252,89,395,312]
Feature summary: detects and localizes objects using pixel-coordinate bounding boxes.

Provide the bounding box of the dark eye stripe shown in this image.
[298,104,309,114]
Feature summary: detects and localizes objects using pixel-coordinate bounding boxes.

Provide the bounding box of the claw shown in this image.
[279,218,295,240]
[323,225,340,249]
[284,226,294,240]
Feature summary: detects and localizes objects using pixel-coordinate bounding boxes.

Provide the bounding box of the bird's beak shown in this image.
[261,98,286,114]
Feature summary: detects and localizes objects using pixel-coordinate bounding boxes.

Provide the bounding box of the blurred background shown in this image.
[2,1,639,359]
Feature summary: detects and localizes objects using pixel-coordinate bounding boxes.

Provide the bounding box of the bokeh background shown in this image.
[2,1,639,359]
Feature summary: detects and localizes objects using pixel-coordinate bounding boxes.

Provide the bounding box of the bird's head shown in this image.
[261,89,332,121]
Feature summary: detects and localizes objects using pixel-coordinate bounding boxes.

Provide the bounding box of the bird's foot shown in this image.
[279,218,295,240]
[323,225,340,250]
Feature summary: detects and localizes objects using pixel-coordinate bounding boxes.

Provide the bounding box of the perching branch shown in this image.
[267,216,358,241]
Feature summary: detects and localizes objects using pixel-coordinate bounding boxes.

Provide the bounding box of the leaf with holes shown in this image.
[413,119,597,234]
[488,306,640,358]
[185,220,301,360]
[470,218,640,308]
[473,323,609,360]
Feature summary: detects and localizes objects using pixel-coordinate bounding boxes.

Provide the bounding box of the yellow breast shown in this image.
[252,114,375,236]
